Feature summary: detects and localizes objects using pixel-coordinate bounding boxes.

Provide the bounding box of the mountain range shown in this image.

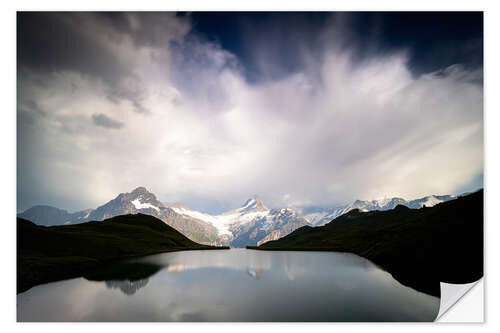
[298,194,456,226]
[18,186,459,247]
[169,196,311,247]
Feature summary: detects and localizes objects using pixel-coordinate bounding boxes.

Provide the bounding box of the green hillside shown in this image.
[17,213,228,293]
[249,190,483,297]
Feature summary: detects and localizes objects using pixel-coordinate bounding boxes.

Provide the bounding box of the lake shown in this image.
[17,249,439,321]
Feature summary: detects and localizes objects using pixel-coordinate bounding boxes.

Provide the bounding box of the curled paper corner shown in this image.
[436,278,483,322]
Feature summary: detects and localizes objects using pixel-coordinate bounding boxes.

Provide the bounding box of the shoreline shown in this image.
[18,246,230,294]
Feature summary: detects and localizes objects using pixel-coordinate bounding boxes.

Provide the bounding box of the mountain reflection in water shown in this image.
[83,262,163,296]
[17,249,440,321]
[105,279,150,295]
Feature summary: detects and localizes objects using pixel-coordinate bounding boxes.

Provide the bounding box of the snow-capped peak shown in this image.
[169,195,272,237]
[238,195,268,213]
[117,187,163,213]
[127,187,160,204]
[131,186,150,195]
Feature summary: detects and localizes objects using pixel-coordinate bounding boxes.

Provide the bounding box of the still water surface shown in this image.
[17,249,439,321]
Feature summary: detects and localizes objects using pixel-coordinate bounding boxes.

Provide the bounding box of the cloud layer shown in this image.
[92,113,124,129]
[17,13,483,213]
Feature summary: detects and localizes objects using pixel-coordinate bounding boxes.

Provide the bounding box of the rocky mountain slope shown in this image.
[18,187,221,245]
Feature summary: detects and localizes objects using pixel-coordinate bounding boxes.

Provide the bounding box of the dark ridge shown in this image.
[17,214,228,293]
[285,225,314,237]
[394,204,410,211]
[250,190,483,297]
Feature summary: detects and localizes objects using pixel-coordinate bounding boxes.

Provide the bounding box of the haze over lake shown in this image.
[17,249,439,321]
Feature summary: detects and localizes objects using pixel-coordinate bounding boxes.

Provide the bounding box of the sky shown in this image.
[17,12,484,214]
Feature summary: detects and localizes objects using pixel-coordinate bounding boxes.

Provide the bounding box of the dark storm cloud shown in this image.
[17,12,190,115]
[190,12,333,83]
[92,113,124,129]
[17,12,191,76]
[17,12,142,113]
[17,12,128,84]
[367,12,483,76]
[190,12,483,82]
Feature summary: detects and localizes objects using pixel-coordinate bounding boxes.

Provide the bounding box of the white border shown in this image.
[3,0,498,331]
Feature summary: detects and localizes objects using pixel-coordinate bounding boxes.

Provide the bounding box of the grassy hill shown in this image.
[249,190,483,297]
[17,213,228,293]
